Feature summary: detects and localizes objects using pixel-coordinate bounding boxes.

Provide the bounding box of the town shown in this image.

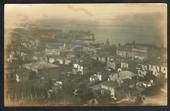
[5,27,167,105]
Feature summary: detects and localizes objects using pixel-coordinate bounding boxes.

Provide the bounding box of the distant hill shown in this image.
[5,12,166,48]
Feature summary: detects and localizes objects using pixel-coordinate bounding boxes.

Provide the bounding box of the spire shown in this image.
[92,33,95,42]
[105,39,110,46]
[133,40,136,48]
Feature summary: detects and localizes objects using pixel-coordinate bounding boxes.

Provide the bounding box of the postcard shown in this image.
[4,3,167,106]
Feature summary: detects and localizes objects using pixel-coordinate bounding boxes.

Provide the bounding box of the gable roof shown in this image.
[91,81,119,90]
[110,71,136,81]
[23,61,59,71]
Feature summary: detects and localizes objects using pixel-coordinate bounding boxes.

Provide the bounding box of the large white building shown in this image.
[116,43,160,60]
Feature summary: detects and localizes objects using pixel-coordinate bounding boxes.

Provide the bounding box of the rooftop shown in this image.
[23,61,59,71]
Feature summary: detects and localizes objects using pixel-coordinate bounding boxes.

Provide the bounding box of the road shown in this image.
[142,81,167,106]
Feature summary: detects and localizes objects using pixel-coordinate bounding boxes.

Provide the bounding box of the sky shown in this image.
[5,4,167,48]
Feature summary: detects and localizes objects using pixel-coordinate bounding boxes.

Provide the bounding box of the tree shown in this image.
[118,43,121,47]
[77,83,94,101]
[132,40,136,48]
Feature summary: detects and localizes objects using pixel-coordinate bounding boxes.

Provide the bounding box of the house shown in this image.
[15,74,20,83]
[108,71,136,84]
[66,52,75,59]
[116,44,132,58]
[45,43,62,56]
[47,81,63,98]
[72,63,84,75]
[116,42,160,60]
[136,63,167,78]
[106,60,128,72]
[91,81,120,100]
[22,61,59,73]
[89,73,102,83]
[56,57,72,65]
[91,55,108,64]
[91,71,137,100]
[82,46,96,54]
[121,62,129,69]
[106,61,116,71]
[7,51,17,62]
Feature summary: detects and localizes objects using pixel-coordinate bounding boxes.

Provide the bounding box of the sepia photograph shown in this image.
[4,3,167,106]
